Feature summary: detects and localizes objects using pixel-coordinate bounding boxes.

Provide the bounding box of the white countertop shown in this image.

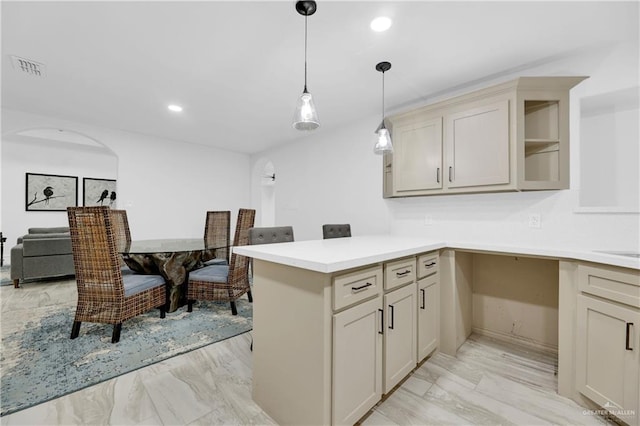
[233,235,640,273]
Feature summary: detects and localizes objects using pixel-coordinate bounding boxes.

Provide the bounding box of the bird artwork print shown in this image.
[97,189,109,205]
[43,186,54,205]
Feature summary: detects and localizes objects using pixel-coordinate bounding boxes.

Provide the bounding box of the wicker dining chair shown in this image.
[202,210,231,266]
[187,208,255,315]
[67,206,167,343]
[109,209,132,271]
[109,209,132,253]
[322,223,352,239]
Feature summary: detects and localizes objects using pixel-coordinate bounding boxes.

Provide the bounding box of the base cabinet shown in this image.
[418,274,440,361]
[575,262,640,426]
[333,296,383,425]
[576,295,639,425]
[383,282,418,393]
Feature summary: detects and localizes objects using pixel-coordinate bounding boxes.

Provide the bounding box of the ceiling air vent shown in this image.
[10,55,46,77]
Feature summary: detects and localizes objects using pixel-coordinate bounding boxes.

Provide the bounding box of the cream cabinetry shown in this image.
[383,76,587,198]
[383,281,417,393]
[445,99,509,189]
[417,252,439,361]
[333,296,383,425]
[575,263,639,425]
[391,116,443,195]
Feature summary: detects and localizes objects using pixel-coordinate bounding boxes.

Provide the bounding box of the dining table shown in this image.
[120,238,227,312]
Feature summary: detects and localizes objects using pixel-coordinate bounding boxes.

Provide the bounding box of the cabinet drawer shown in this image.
[333,266,383,311]
[384,257,416,291]
[578,263,640,308]
[417,252,439,278]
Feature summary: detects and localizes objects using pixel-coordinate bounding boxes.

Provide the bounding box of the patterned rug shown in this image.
[0,265,11,286]
[0,289,252,416]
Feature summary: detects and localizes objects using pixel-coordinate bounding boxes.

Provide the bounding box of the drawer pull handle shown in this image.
[420,288,426,310]
[424,262,436,268]
[627,323,634,350]
[389,305,394,329]
[378,309,384,335]
[351,282,372,293]
[396,270,411,277]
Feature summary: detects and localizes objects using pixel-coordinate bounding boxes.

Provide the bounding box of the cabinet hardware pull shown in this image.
[424,261,436,268]
[436,168,440,183]
[351,282,372,293]
[389,305,394,329]
[626,323,634,350]
[396,270,411,277]
[378,309,384,335]
[449,166,453,182]
[420,289,426,310]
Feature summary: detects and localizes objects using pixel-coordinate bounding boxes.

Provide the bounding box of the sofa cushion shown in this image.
[22,234,72,257]
[28,227,70,234]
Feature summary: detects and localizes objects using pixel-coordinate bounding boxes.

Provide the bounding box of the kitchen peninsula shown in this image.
[234,236,640,425]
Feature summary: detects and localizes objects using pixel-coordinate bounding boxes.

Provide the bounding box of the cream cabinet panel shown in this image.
[392,117,443,193]
[384,282,417,393]
[418,275,440,362]
[576,294,639,425]
[333,296,383,425]
[445,99,510,189]
[384,76,587,197]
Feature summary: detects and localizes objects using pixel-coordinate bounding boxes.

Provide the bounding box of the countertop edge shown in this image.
[233,237,640,272]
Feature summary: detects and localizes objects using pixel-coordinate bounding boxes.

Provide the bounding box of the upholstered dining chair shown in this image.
[248,226,295,245]
[322,224,352,239]
[187,208,255,315]
[67,206,167,343]
[202,210,230,266]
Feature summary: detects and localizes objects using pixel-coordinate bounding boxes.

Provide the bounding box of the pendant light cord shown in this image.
[381,71,385,122]
[304,14,308,91]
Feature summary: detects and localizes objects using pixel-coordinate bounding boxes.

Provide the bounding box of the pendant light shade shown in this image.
[292,1,319,131]
[373,61,393,154]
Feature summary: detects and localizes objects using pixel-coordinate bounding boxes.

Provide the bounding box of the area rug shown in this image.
[0,265,11,286]
[0,297,252,416]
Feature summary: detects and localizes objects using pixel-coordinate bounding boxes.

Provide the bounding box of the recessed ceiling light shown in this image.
[168,104,183,112]
[370,16,392,32]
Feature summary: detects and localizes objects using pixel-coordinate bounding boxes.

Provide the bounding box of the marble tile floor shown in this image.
[1,280,613,426]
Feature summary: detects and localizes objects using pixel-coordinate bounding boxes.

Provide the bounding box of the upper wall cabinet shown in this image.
[383,76,587,198]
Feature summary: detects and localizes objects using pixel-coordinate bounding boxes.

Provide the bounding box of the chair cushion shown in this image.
[123,274,165,297]
[189,265,229,282]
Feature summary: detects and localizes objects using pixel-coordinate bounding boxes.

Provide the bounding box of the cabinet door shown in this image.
[333,296,383,425]
[418,275,440,362]
[384,282,417,394]
[393,117,442,193]
[576,294,639,424]
[445,99,510,188]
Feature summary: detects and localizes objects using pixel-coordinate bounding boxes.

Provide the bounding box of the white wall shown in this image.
[1,109,252,252]
[249,34,639,251]
[250,118,392,240]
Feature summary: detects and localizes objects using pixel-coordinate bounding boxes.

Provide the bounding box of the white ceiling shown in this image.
[1,1,634,154]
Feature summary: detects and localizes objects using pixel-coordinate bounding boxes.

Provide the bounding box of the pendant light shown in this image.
[373,61,393,154]
[292,0,320,131]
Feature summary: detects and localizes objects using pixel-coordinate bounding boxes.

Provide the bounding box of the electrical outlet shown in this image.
[528,213,541,228]
[424,215,433,226]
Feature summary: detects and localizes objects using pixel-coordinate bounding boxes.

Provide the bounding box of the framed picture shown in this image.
[83,177,117,207]
[25,173,78,211]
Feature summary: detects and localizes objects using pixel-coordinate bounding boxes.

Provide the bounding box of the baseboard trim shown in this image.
[471,327,558,355]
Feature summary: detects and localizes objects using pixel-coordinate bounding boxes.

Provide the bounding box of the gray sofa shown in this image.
[11,227,75,287]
